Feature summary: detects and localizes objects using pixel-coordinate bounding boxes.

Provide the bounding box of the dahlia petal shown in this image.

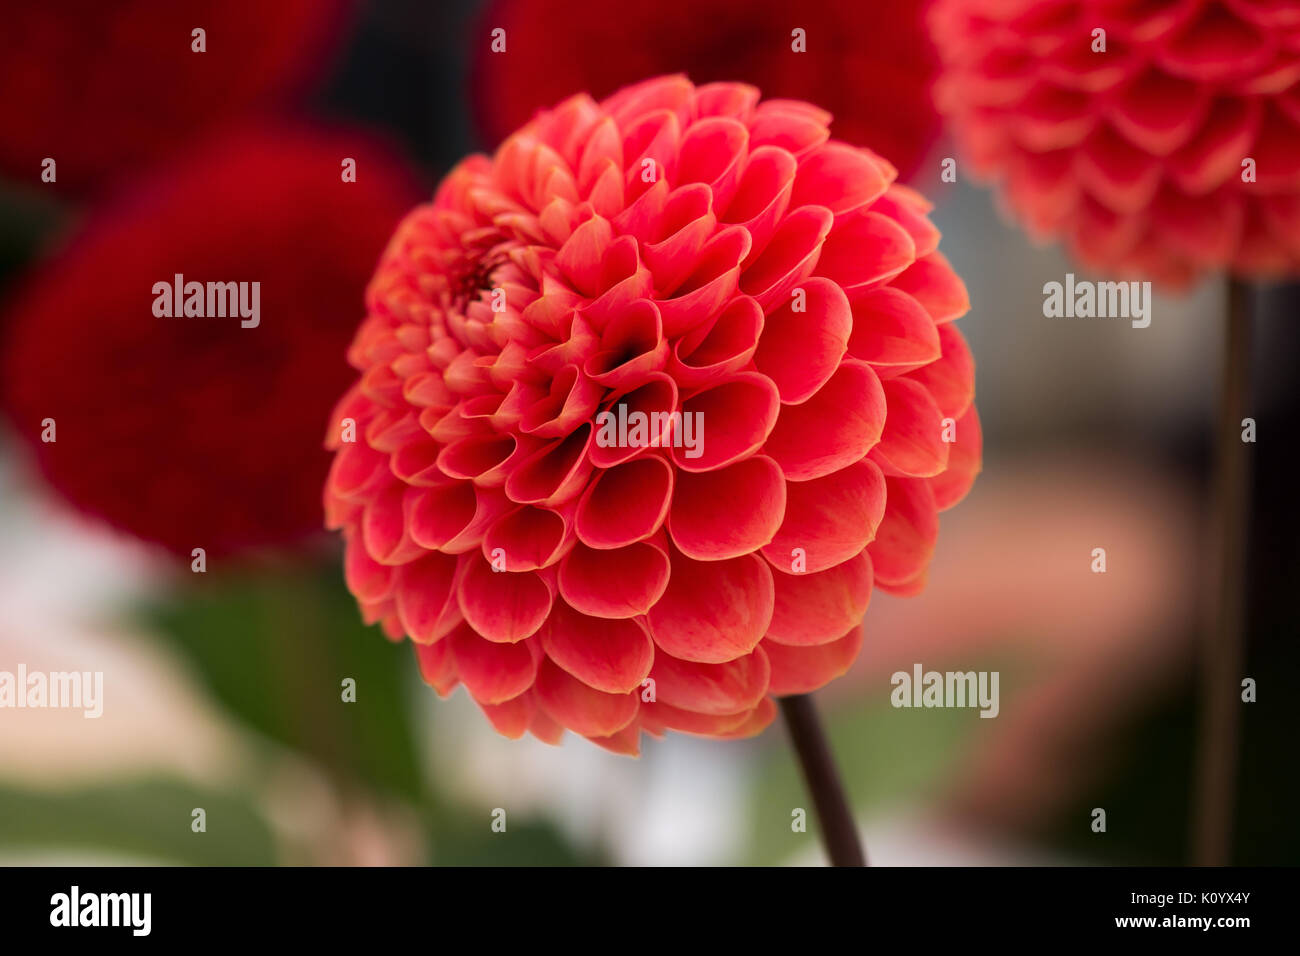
[328,440,389,500]
[558,538,670,619]
[739,204,835,309]
[648,646,771,715]
[436,433,519,486]
[763,360,886,480]
[845,286,942,370]
[575,455,673,548]
[816,208,917,291]
[478,694,533,740]
[668,294,764,389]
[1157,2,1273,83]
[604,74,695,131]
[872,378,951,478]
[888,252,970,323]
[539,600,654,693]
[1013,82,1096,151]
[407,483,508,554]
[505,424,594,507]
[413,639,459,697]
[762,459,886,574]
[344,534,395,603]
[390,440,453,486]
[1167,96,1261,193]
[622,109,683,202]
[528,701,566,745]
[721,145,797,264]
[647,551,774,663]
[1152,186,1243,264]
[518,365,603,437]
[456,554,553,642]
[482,504,573,572]
[556,213,614,296]
[641,184,718,294]
[1250,102,1300,189]
[693,81,761,122]
[715,696,777,739]
[639,700,754,736]
[1109,67,1211,155]
[747,104,831,157]
[657,225,749,336]
[394,552,462,644]
[868,476,939,589]
[585,722,642,756]
[577,116,624,196]
[676,116,750,210]
[762,625,864,696]
[870,187,942,257]
[767,551,873,646]
[668,455,786,560]
[673,372,781,472]
[904,323,976,420]
[365,410,424,453]
[583,298,669,389]
[361,482,426,565]
[930,404,983,511]
[448,623,539,705]
[589,373,679,468]
[752,276,852,403]
[534,655,640,737]
[1077,123,1165,212]
[792,142,892,216]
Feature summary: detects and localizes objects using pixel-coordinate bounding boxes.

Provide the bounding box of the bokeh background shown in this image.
[0,0,1296,866]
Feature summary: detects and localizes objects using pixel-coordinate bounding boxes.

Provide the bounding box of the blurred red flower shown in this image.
[471,0,941,182]
[1,125,422,559]
[930,0,1300,285]
[325,75,980,754]
[0,0,353,193]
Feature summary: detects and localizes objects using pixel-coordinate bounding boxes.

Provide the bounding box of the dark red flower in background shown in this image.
[472,0,941,182]
[0,0,353,193]
[0,126,422,559]
[930,0,1300,285]
[326,76,980,754]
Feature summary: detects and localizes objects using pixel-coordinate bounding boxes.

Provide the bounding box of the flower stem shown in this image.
[779,693,866,866]
[1191,277,1252,866]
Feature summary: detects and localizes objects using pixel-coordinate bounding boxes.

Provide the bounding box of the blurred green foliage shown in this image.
[0,779,275,865]
[140,561,423,802]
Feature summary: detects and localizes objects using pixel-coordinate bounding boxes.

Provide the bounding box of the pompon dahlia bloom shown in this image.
[929,0,1300,285]
[472,0,940,182]
[0,0,352,192]
[0,126,421,559]
[326,75,981,754]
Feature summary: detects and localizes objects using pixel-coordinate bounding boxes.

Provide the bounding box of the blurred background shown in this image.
[0,0,1296,866]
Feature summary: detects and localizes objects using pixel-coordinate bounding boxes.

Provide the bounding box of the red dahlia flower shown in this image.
[326,75,981,754]
[1,126,421,559]
[929,0,1300,285]
[472,0,941,182]
[0,0,352,193]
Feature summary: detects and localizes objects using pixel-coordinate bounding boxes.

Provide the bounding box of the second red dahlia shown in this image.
[326,75,981,753]
[930,0,1300,285]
